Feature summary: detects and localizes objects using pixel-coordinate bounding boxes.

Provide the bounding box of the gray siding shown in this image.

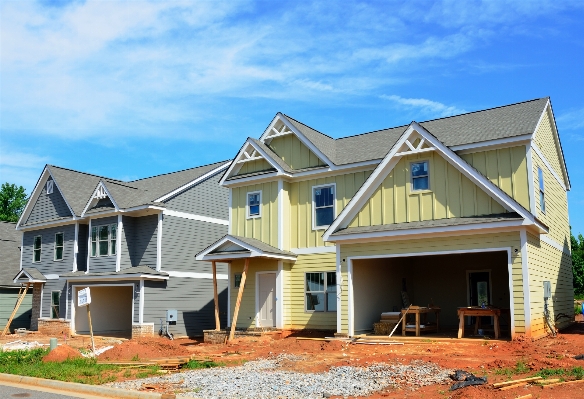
[0,288,32,332]
[161,216,227,274]
[120,216,135,269]
[77,224,88,272]
[42,279,67,319]
[144,277,227,337]
[22,225,76,276]
[88,216,118,273]
[120,215,158,268]
[165,173,228,220]
[26,178,72,224]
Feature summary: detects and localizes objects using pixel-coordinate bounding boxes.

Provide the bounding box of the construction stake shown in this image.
[87,304,96,353]
[229,258,249,342]
[2,283,31,336]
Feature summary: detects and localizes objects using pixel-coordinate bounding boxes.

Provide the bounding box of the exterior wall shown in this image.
[0,287,32,332]
[236,158,274,175]
[269,134,326,169]
[120,216,135,269]
[38,318,71,337]
[231,182,279,248]
[161,215,227,273]
[143,276,228,337]
[25,178,72,224]
[289,170,373,249]
[22,224,76,276]
[77,224,88,272]
[130,215,158,268]
[165,173,229,220]
[88,216,118,272]
[41,279,67,319]
[534,110,565,181]
[338,232,524,335]
[31,283,42,330]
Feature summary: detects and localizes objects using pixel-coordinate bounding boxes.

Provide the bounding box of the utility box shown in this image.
[543,281,551,299]
[166,309,177,325]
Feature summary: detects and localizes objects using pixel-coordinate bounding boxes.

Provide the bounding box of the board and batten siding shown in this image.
[164,173,229,220]
[0,288,32,332]
[235,158,274,175]
[268,134,326,170]
[22,225,76,275]
[338,232,524,335]
[88,216,118,272]
[161,215,227,273]
[231,182,279,248]
[534,110,565,183]
[25,178,72,225]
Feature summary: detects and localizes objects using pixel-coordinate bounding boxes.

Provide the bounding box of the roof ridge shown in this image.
[129,160,229,182]
[48,165,124,182]
[281,113,336,140]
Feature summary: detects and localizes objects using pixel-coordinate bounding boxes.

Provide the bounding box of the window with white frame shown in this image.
[33,236,41,262]
[247,191,261,218]
[90,224,117,257]
[305,272,337,312]
[411,161,429,191]
[54,232,64,261]
[538,167,545,214]
[51,291,60,319]
[46,180,54,194]
[313,185,335,229]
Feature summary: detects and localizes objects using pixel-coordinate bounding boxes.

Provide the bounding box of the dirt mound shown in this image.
[42,345,82,362]
[98,337,191,361]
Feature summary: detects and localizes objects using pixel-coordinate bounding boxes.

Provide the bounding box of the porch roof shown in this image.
[196,234,297,261]
[13,267,47,283]
[61,265,168,281]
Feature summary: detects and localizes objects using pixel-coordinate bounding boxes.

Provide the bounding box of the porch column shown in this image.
[229,258,249,341]
[30,283,43,331]
[212,261,220,331]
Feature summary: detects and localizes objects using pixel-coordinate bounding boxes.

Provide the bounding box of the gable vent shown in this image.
[46,180,54,195]
[95,184,108,200]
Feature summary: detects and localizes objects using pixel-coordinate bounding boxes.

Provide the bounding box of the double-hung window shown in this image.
[313,185,335,229]
[411,161,429,191]
[90,224,117,257]
[247,191,261,218]
[305,272,337,312]
[33,236,42,262]
[51,291,60,319]
[538,167,545,214]
[54,233,64,261]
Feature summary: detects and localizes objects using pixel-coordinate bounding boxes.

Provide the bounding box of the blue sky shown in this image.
[1,0,583,233]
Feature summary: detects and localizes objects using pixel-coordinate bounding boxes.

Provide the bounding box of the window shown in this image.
[90,224,117,257]
[305,272,337,312]
[51,291,60,319]
[313,185,335,229]
[538,167,545,214]
[33,236,41,262]
[54,233,64,261]
[411,161,429,191]
[247,191,261,218]
[234,273,243,288]
[46,180,54,194]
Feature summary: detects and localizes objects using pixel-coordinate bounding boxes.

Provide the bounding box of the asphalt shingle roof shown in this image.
[0,222,22,287]
[200,234,296,259]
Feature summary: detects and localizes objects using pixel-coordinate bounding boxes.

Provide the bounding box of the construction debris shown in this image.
[0,340,47,351]
[449,370,487,391]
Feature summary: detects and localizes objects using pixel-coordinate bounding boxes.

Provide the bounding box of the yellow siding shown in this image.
[231,182,279,248]
[534,110,565,183]
[289,170,373,248]
[338,232,525,335]
[269,134,326,169]
[350,152,507,227]
[235,158,274,175]
[526,232,572,339]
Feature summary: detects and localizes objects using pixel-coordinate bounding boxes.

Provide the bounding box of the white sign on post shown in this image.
[78,287,91,307]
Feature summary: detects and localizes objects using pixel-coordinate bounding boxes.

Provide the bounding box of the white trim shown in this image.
[65,274,168,281]
[347,259,354,336]
[255,271,277,328]
[452,134,532,154]
[278,180,284,250]
[541,235,571,255]
[86,218,91,273]
[545,104,571,190]
[196,235,297,261]
[165,271,228,279]
[246,190,262,219]
[336,244,341,334]
[276,261,284,329]
[45,274,59,280]
[139,280,144,324]
[312,183,336,230]
[19,232,24,271]
[227,263,232,327]
[73,222,79,272]
[16,217,77,231]
[154,162,231,202]
[228,190,232,235]
[532,142,567,191]
[65,282,69,321]
[16,167,51,229]
[46,179,54,195]
[13,268,46,284]
[116,215,122,272]
[163,209,229,225]
[156,212,162,271]
[532,99,549,142]
[80,181,120,217]
[520,229,532,336]
[291,246,336,255]
[526,144,536,214]
[506,249,516,338]
[40,285,44,319]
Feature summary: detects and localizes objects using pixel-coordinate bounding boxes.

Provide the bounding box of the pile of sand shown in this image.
[42,345,82,362]
[98,337,191,361]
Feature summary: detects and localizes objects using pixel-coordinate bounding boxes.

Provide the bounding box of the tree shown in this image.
[572,230,584,297]
[0,183,27,222]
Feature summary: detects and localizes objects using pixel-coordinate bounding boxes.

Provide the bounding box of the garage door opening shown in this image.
[74,285,133,338]
[351,250,511,338]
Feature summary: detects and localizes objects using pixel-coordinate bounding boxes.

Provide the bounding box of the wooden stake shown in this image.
[212,261,220,331]
[2,282,31,336]
[87,304,95,353]
[493,376,542,387]
[229,258,249,342]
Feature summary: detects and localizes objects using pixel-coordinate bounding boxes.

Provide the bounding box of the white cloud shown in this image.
[380,95,466,118]
[0,151,49,194]
[557,108,584,131]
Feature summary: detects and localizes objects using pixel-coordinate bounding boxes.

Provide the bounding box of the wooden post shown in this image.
[2,282,31,336]
[229,258,249,341]
[212,261,220,331]
[87,304,95,353]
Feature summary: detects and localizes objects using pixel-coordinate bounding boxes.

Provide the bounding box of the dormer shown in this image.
[81,181,119,216]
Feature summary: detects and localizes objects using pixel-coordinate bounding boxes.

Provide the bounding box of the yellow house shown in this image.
[197,97,572,340]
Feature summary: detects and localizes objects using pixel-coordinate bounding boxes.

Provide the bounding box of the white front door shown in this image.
[258,273,276,327]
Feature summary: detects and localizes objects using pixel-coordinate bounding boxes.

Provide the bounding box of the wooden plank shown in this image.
[538,379,560,385]
[542,379,584,389]
[499,382,526,391]
[229,258,249,341]
[212,261,220,331]
[493,376,542,387]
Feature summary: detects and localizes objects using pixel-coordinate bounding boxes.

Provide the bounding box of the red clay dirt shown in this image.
[42,344,82,362]
[97,337,191,361]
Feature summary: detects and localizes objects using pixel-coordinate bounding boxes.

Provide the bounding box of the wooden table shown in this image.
[401,307,440,336]
[457,307,501,339]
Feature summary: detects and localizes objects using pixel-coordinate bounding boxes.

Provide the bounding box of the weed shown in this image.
[422,339,432,343]
[495,368,514,379]
[482,340,489,346]
[123,370,132,378]
[536,366,584,380]
[131,354,140,361]
[136,371,150,379]
[184,359,222,369]
[515,361,530,374]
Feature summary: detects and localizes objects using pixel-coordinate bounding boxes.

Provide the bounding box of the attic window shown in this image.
[95,185,108,200]
[46,180,54,195]
[411,161,429,191]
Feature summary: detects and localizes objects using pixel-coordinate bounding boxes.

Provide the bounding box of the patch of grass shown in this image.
[495,368,514,379]
[535,366,584,380]
[184,359,222,369]
[515,360,530,374]
[131,354,140,361]
[0,348,119,385]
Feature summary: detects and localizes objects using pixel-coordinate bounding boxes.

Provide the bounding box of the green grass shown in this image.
[183,359,222,369]
[494,360,531,379]
[536,366,584,380]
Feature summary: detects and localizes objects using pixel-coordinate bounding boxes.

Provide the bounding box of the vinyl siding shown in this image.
[22,225,76,276]
[26,178,72,224]
[120,216,135,269]
[88,216,118,273]
[534,110,565,184]
[144,277,228,337]
[0,288,32,332]
[161,215,228,273]
[41,279,67,319]
[231,182,279,248]
[269,134,326,169]
[165,173,229,220]
[236,158,274,175]
[131,215,158,268]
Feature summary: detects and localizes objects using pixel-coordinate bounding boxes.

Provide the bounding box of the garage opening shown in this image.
[74,286,133,338]
[351,251,511,338]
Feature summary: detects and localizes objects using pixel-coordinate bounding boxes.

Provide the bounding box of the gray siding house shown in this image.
[14,161,230,338]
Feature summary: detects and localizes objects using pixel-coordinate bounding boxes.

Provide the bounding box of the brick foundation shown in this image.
[203,327,281,344]
[30,283,43,331]
[132,323,154,339]
[38,318,71,337]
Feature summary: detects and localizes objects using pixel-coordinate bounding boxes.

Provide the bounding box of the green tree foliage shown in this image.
[572,230,584,297]
[0,183,27,222]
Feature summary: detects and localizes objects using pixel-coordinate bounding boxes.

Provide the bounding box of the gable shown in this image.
[235,158,274,176]
[533,108,568,188]
[269,133,327,170]
[81,181,119,216]
[25,177,73,225]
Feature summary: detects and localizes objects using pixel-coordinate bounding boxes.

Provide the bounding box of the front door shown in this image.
[469,271,491,325]
[258,273,276,327]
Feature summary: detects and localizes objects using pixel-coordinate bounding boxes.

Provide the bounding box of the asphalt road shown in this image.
[0,384,107,399]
